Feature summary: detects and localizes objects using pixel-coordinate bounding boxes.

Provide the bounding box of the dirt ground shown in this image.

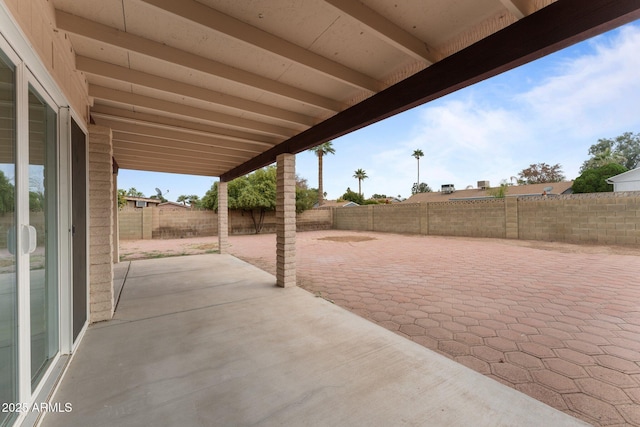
[119,233,640,261]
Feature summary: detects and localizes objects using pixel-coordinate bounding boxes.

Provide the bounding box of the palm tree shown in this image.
[309,141,335,206]
[353,168,368,196]
[412,149,424,186]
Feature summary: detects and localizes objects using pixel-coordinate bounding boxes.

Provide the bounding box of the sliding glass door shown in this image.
[0,43,60,426]
[0,48,17,427]
[28,86,58,390]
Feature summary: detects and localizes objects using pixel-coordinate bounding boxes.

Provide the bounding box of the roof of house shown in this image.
[606,167,640,183]
[404,181,574,203]
[315,200,360,208]
[124,196,162,204]
[158,201,189,209]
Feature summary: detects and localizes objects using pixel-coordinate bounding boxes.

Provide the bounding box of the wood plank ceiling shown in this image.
[50,0,640,181]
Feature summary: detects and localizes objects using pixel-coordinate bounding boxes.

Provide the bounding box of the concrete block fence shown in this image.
[117,192,640,246]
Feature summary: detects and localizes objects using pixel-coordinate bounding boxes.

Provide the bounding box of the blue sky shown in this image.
[119,21,640,201]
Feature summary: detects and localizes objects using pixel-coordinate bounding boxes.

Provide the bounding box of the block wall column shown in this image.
[88,125,114,323]
[276,153,296,288]
[505,197,519,239]
[218,181,229,254]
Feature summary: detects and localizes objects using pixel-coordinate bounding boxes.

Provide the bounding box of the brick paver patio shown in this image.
[226,230,640,426]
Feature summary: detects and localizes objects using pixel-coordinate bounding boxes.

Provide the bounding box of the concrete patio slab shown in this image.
[43,254,586,427]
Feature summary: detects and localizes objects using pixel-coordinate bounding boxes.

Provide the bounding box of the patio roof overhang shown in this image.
[51,0,640,181]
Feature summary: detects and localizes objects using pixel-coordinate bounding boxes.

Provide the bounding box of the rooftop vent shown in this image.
[478,180,490,190]
[441,184,455,194]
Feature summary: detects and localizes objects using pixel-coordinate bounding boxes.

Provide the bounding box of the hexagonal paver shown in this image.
[586,366,639,388]
[425,327,453,340]
[566,339,604,355]
[491,362,531,384]
[619,403,640,426]
[467,325,497,338]
[601,345,640,361]
[594,355,640,374]
[398,324,426,337]
[508,323,539,335]
[515,383,568,410]
[438,340,469,356]
[531,370,579,393]
[455,355,490,375]
[518,342,556,359]
[453,332,483,346]
[369,311,392,322]
[564,393,625,425]
[505,351,544,369]
[553,348,596,365]
[496,329,528,342]
[543,358,588,379]
[576,378,632,405]
[471,345,504,363]
[415,317,438,329]
[484,336,518,352]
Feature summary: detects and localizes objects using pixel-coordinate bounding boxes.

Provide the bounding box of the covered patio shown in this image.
[42,254,586,426]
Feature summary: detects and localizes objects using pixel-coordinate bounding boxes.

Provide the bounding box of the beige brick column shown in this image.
[88,125,114,322]
[218,181,229,254]
[276,153,296,288]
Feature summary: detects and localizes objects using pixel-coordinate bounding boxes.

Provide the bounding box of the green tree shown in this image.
[309,141,335,206]
[411,182,432,195]
[487,183,509,198]
[340,187,364,205]
[412,149,424,187]
[573,163,628,193]
[517,163,565,184]
[580,132,640,172]
[126,187,145,197]
[353,168,368,196]
[117,189,127,209]
[177,194,200,206]
[0,171,15,214]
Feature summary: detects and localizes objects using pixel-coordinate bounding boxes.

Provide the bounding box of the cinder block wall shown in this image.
[154,209,218,239]
[428,199,506,238]
[333,193,640,246]
[88,125,114,323]
[518,193,640,245]
[118,207,333,239]
[373,204,421,234]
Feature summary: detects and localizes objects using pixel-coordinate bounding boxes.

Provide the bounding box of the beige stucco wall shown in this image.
[3,0,89,122]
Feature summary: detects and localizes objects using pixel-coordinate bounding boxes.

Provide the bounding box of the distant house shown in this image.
[124,197,162,209]
[606,168,640,192]
[314,200,360,208]
[158,201,190,210]
[404,181,574,203]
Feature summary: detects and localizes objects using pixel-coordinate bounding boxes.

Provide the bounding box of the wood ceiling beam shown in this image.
[55,10,344,112]
[112,155,221,175]
[221,0,640,181]
[141,0,382,93]
[112,132,253,161]
[90,105,280,146]
[113,142,237,167]
[89,85,298,138]
[324,0,439,64]
[100,120,269,154]
[498,0,532,19]
[77,56,316,127]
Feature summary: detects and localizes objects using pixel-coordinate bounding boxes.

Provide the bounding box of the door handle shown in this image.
[21,225,37,254]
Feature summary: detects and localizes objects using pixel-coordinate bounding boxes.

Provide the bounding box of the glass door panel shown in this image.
[28,87,58,390]
[0,50,17,427]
